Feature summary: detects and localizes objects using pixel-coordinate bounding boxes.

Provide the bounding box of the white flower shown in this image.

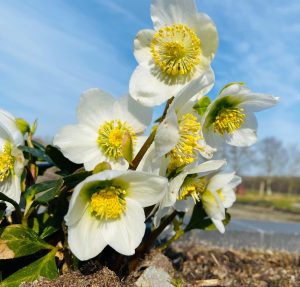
[129,0,218,106]
[0,109,24,213]
[201,172,241,233]
[54,89,152,171]
[202,83,279,148]
[64,170,168,260]
[153,74,215,174]
[153,159,226,227]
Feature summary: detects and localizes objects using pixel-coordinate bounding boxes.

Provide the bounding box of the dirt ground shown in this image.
[21,242,299,287]
[171,242,300,287]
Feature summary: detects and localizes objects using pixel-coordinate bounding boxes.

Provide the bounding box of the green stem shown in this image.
[129,97,174,170]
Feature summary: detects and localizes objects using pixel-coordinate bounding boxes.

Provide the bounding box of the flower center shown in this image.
[98,120,137,160]
[168,113,203,172]
[0,142,15,182]
[151,24,201,76]
[179,178,207,203]
[90,186,126,220]
[213,108,246,135]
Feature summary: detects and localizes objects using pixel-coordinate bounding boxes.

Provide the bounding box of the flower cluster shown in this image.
[0,0,278,282]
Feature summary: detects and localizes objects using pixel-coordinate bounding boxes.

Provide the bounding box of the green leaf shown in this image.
[0,225,53,259]
[0,202,6,221]
[63,170,92,189]
[0,192,22,222]
[185,203,231,231]
[25,179,64,204]
[30,119,38,135]
[193,96,211,116]
[19,146,53,163]
[15,118,30,135]
[121,131,134,163]
[1,249,58,287]
[45,145,82,174]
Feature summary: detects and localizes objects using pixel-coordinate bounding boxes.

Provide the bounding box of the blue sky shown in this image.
[0,0,299,146]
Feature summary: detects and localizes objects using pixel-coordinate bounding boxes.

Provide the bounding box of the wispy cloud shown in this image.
[0,0,299,146]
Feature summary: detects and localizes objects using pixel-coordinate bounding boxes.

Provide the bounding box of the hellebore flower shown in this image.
[0,109,24,213]
[54,89,152,171]
[202,83,279,148]
[64,170,167,260]
[129,0,218,106]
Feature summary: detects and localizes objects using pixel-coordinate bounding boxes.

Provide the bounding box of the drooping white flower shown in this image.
[152,159,226,227]
[202,83,279,148]
[0,109,24,213]
[129,0,218,106]
[54,89,152,171]
[153,74,216,174]
[178,172,241,233]
[64,170,168,260]
[202,173,241,233]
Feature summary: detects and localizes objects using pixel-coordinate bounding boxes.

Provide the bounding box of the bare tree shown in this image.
[256,137,287,195]
[285,144,300,194]
[219,144,257,176]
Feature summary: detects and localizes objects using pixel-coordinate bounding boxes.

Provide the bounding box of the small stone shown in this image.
[135,266,174,287]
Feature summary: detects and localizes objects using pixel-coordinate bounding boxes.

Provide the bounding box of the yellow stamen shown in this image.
[168,113,203,172]
[0,142,14,182]
[179,178,207,203]
[213,108,246,135]
[98,120,137,160]
[90,186,126,220]
[151,24,202,76]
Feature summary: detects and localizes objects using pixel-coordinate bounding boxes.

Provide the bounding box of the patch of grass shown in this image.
[237,191,300,214]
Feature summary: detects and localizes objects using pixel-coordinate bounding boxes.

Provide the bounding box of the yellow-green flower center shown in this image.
[151,24,202,76]
[168,113,204,172]
[90,186,127,220]
[98,120,137,160]
[0,142,15,182]
[179,178,207,203]
[213,108,246,135]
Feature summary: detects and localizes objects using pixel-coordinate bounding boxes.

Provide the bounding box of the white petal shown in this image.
[219,83,250,98]
[207,172,236,192]
[114,95,152,133]
[172,70,215,112]
[117,171,168,207]
[191,13,218,61]
[211,218,225,233]
[202,189,225,221]
[225,128,257,147]
[53,124,105,170]
[104,198,145,255]
[186,160,226,176]
[202,126,224,149]
[0,109,23,146]
[0,175,21,214]
[168,172,188,206]
[175,198,192,212]
[151,0,197,29]
[222,188,236,209]
[68,208,107,261]
[129,64,181,107]
[77,88,114,129]
[154,206,173,227]
[64,181,90,226]
[154,109,179,158]
[238,93,279,112]
[134,29,155,64]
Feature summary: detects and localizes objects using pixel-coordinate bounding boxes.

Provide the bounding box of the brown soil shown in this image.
[20,267,121,287]
[20,244,300,287]
[171,242,300,287]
